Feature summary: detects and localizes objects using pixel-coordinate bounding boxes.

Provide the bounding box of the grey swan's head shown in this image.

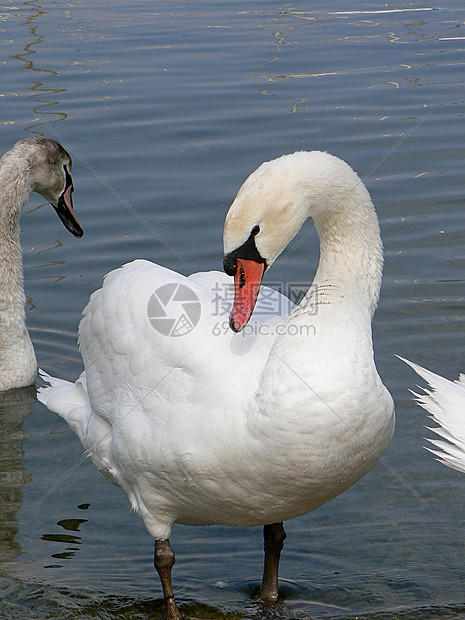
[2,136,83,238]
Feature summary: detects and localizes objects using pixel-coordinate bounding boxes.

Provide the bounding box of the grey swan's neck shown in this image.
[0,153,37,390]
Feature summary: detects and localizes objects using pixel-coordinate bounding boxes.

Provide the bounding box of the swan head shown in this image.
[223,150,379,332]
[223,153,314,332]
[15,137,83,238]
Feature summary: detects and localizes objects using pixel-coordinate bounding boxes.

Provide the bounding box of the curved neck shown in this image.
[300,183,383,320]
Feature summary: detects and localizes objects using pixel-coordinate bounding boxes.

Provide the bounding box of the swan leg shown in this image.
[154,539,183,620]
[259,522,286,602]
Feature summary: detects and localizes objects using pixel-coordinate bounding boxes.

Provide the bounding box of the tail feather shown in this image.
[37,369,91,442]
[38,369,120,487]
[399,356,465,473]
[426,444,465,475]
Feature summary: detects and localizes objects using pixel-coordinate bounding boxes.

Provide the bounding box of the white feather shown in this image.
[399,356,465,474]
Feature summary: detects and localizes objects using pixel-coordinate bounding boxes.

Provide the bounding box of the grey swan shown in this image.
[0,137,82,391]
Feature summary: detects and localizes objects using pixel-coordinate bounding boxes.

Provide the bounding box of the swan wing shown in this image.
[77,259,294,418]
[38,259,295,495]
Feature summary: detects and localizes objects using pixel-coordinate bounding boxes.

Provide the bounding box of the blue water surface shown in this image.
[0,1,465,618]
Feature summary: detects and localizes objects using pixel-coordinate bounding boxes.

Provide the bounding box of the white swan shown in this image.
[401,357,465,473]
[0,137,83,392]
[38,151,394,619]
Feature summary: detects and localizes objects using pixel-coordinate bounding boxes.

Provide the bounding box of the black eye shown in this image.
[251,225,260,236]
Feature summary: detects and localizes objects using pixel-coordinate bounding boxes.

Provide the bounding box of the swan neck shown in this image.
[0,158,32,349]
[309,185,383,317]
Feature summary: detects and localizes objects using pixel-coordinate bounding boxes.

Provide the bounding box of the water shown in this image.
[0,1,464,617]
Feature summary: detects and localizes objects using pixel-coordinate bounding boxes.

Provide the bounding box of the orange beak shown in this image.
[229,258,265,332]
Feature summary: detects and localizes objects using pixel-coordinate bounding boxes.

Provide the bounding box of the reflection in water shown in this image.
[42,512,88,568]
[0,385,35,578]
[0,383,88,577]
[11,0,66,130]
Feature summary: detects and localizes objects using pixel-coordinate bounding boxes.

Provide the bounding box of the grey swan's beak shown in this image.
[52,165,83,238]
